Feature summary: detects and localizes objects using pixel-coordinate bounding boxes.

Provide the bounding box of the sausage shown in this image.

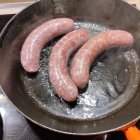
[21,18,74,72]
[70,30,134,88]
[48,29,88,101]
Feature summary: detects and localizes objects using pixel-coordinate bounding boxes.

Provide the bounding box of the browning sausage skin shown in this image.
[21,18,74,72]
[70,30,134,88]
[49,29,88,102]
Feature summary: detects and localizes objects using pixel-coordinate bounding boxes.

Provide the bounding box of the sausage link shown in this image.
[48,29,88,101]
[70,30,134,88]
[21,18,74,72]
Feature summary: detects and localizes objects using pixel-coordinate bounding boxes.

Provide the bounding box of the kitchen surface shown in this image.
[0,0,37,15]
[0,0,34,2]
[0,0,140,140]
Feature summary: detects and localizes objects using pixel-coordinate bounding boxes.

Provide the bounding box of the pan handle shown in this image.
[123,126,140,140]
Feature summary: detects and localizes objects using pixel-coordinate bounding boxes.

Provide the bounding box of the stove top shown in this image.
[0,1,139,139]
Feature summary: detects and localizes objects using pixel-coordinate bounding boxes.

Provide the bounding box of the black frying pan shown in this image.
[0,0,140,139]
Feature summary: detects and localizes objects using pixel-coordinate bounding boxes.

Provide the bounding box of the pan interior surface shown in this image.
[20,21,140,120]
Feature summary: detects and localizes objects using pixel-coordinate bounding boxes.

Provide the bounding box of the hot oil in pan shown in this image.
[20,22,140,120]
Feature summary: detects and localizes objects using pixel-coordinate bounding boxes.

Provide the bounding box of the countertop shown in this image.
[127,0,140,8]
[0,0,37,15]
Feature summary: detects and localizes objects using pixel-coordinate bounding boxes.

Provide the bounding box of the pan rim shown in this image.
[0,0,140,135]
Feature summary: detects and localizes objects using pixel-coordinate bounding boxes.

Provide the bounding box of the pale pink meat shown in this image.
[70,30,134,88]
[21,18,74,72]
[49,29,88,101]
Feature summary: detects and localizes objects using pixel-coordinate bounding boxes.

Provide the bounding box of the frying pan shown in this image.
[0,0,140,139]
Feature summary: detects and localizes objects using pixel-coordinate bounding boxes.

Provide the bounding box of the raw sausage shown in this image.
[70,30,134,88]
[21,18,74,72]
[48,29,88,101]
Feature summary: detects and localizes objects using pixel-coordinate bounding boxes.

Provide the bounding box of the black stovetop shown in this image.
[0,14,127,140]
